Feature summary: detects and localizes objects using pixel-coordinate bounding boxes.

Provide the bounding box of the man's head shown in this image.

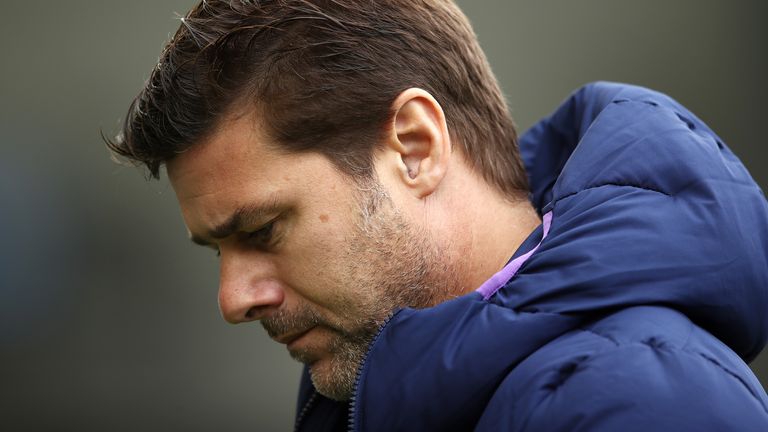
[109,0,535,401]
[167,102,465,399]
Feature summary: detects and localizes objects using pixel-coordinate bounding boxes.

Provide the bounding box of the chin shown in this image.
[308,357,356,401]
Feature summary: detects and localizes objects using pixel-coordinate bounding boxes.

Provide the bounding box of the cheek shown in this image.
[276,211,357,307]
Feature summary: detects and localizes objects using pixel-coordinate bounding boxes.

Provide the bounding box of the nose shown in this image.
[218,249,285,324]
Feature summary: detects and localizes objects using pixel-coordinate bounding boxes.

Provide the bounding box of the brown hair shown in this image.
[108,0,529,199]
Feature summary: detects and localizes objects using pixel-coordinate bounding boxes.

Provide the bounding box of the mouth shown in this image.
[272,327,314,348]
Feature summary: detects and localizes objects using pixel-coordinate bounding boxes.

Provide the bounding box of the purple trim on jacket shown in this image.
[476,211,553,300]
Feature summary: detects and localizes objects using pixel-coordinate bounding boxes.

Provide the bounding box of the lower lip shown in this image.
[287,328,314,350]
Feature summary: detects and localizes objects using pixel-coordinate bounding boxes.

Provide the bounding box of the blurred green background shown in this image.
[1,1,765,430]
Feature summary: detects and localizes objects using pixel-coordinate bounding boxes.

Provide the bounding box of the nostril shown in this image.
[244,306,264,321]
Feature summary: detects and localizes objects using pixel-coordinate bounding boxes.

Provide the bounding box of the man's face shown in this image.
[167,112,460,400]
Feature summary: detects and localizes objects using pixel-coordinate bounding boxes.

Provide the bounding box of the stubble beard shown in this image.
[262,182,462,401]
[261,304,374,401]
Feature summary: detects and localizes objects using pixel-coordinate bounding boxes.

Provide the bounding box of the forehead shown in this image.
[167,112,275,201]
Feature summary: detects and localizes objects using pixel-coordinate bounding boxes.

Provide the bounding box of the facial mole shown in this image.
[319,214,329,223]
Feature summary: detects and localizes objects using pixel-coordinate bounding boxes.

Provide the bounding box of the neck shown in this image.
[438,164,541,295]
[463,196,541,293]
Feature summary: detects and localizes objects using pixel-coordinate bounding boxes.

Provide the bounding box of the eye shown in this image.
[245,221,276,248]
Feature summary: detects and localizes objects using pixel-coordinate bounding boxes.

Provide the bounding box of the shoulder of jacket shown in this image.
[474,307,768,431]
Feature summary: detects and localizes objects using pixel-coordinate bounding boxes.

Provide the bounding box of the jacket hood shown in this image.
[338,82,768,431]
[514,82,768,360]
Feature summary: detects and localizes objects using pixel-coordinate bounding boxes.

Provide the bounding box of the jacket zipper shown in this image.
[293,390,318,432]
[347,310,401,432]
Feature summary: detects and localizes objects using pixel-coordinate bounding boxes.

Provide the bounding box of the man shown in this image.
[109,1,768,430]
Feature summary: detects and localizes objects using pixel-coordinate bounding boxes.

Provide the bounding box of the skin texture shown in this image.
[167,89,541,400]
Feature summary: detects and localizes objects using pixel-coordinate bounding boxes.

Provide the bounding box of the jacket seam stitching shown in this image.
[531,337,768,419]
[695,352,768,415]
[555,182,671,205]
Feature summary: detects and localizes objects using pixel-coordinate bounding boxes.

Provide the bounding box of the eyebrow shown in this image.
[189,195,282,247]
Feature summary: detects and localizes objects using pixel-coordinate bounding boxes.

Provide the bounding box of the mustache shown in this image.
[261,305,324,339]
[261,305,375,346]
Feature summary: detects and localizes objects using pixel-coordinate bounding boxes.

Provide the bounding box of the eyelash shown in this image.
[246,221,276,247]
[215,220,277,257]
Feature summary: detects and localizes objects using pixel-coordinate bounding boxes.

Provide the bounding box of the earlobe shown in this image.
[388,88,452,198]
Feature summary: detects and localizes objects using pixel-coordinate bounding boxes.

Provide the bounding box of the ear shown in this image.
[382,88,452,198]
